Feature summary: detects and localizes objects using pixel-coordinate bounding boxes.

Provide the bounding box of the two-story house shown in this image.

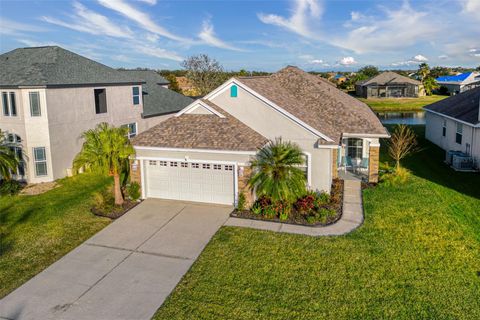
[0,46,192,183]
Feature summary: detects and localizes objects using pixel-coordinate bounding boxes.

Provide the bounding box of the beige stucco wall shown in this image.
[210,84,333,192]
[46,85,171,180]
[425,111,479,164]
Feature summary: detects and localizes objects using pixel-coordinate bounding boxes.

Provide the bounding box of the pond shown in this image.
[376,111,425,125]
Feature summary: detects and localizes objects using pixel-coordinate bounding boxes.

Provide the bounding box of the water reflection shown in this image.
[376,111,425,125]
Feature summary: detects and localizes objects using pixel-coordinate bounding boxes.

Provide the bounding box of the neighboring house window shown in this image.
[230,85,238,98]
[346,138,363,160]
[123,123,137,138]
[455,123,462,144]
[33,147,47,176]
[94,89,107,114]
[9,93,17,116]
[7,133,24,176]
[132,86,140,105]
[29,92,41,116]
[442,119,447,137]
[2,92,9,116]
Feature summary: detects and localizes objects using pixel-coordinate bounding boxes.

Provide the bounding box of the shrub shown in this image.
[0,179,23,196]
[237,192,246,211]
[263,205,276,218]
[272,200,291,220]
[92,185,115,211]
[294,194,316,215]
[381,166,411,186]
[251,202,262,215]
[126,182,141,201]
[256,195,272,210]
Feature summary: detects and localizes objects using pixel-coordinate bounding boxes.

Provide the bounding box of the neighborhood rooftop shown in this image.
[436,72,475,83]
[237,66,389,143]
[424,86,480,125]
[0,46,142,87]
[132,99,268,151]
[356,71,421,86]
[119,69,193,117]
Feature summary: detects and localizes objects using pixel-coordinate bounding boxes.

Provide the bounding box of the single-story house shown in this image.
[131,66,389,205]
[424,87,480,169]
[436,72,480,95]
[356,71,425,98]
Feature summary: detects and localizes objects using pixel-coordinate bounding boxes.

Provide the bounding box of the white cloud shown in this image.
[258,0,322,38]
[198,19,245,51]
[42,2,133,39]
[137,45,184,61]
[462,0,480,18]
[412,54,428,62]
[137,0,157,5]
[0,18,47,35]
[98,0,190,43]
[469,48,480,57]
[112,54,131,62]
[333,1,438,53]
[17,39,60,47]
[438,55,449,60]
[339,56,357,65]
[146,33,160,42]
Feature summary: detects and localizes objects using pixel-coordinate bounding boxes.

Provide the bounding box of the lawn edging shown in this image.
[224,179,363,236]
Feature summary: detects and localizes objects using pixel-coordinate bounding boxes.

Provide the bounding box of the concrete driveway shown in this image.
[0,199,231,320]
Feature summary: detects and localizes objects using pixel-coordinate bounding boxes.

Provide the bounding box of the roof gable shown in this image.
[360,71,421,86]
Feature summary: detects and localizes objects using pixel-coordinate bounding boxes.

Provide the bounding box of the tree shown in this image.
[73,123,134,205]
[387,125,419,168]
[181,54,225,96]
[418,63,430,80]
[165,74,182,93]
[249,138,307,202]
[423,76,439,96]
[358,65,379,78]
[0,130,19,180]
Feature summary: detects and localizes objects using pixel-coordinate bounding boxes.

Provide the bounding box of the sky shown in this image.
[0,0,479,71]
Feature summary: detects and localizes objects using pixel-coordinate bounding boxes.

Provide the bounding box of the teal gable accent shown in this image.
[230,85,238,97]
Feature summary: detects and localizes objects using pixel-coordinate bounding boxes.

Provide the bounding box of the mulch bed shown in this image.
[231,180,344,227]
[91,200,141,219]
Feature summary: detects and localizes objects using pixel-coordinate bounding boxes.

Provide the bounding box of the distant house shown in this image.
[0,46,192,183]
[436,72,480,95]
[356,71,425,98]
[333,74,347,84]
[424,87,480,170]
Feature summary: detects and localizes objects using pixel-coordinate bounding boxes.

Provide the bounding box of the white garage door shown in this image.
[145,160,235,205]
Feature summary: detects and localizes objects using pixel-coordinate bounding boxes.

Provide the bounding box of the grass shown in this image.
[358,94,448,111]
[0,174,112,298]
[153,125,480,319]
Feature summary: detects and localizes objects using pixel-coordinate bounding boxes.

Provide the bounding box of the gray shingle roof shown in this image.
[0,46,141,87]
[424,87,480,125]
[132,99,268,151]
[119,70,193,117]
[238,66,388,143]
[357,71,421,86]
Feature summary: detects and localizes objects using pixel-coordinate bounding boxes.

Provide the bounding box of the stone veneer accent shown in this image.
[368,146,380,183]
[238,165,254,206]
[332,148,338,179]
[130,159,142,190]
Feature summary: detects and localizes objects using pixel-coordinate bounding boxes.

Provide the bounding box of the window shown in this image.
[170,161,178,167]
[123,123,137,138]
[2,92,8,116]
[230,85,238,98]
[213,164,222,170]
[149,160,157,165]
[29,92,41,116]
[94,89,107,114]
[181,162,188,168]
[202,164,211,169]
[442,119,447,137]
[456,123,463,144]
[192,163,200,169]
[346,138,363,160]
[159,161,167,166]
[132,86,140,105]
[9,93,17,116]
[7,134,24,176]
[224,165,233,171]
[33,147,47,176]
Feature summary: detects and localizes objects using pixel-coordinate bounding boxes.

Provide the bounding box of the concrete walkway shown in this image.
[0,200,231,320]
[225,180,364,236]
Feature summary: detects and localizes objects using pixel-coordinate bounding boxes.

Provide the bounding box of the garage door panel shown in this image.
[145,160,234,205]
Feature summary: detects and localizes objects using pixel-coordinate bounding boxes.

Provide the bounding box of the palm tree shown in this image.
[0,130,19,180]
[73,123,134,205]
[423,76,439,96]
[249,138,306,202]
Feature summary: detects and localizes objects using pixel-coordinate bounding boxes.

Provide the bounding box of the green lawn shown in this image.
[0,174,112,298]
[358,95,447,111]
[154,126,480,319]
